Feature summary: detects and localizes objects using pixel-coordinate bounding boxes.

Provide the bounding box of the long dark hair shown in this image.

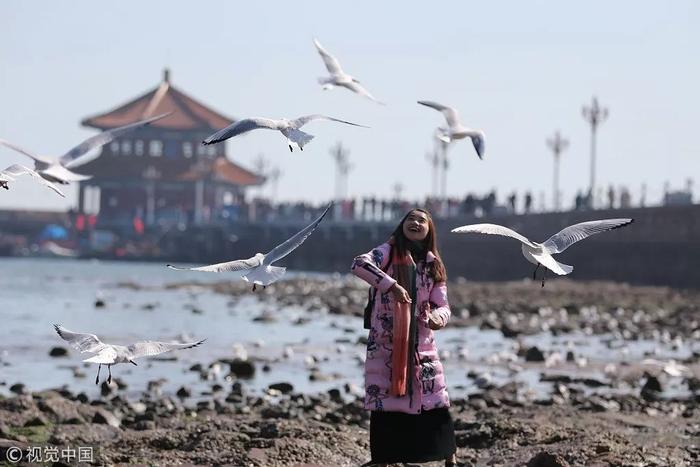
[389,208,447,282]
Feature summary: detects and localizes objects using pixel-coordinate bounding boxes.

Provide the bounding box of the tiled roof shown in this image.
[81,69,233,131]
[178,157,264,186]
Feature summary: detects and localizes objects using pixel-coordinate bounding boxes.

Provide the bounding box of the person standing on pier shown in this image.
[351,209,457,467]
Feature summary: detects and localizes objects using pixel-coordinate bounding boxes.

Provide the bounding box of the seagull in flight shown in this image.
[202,115,368,152]
[53,324,205,385]
[418,100,485,159]
[0,113,170,185]
[0,164,65,197]
[313,38,384,105]
[168,203,332,290]
[451,218,634,286]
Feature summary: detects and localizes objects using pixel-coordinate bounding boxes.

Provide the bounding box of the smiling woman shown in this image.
[351,208,456,466]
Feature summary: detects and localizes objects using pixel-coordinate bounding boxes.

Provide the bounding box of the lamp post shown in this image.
[546,130,569,212]
[582,96,609,208]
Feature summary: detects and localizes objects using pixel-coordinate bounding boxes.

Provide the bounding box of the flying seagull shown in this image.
[202,115,368,152]
[0,112,170,184]
[53,324,205,385]
[313,38,384,104]
[451,219,634,286]
[418,100,485,159]
[0,164,65,197]
[168,203,333,290]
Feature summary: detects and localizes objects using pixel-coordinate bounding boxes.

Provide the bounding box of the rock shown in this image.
[229,359,255,378]
[76,392,89,404]
[189,363,203,372]
[113,378,128,390]
[38,397,84,424]
[328,388,343,403]
[501,323,520,338]
[268,382,294,394]
[24,415,49,427]
[49,347,69,357]
[686,377,700,392]
[9,383,26,395]
[100,381,115,397]
[93,408,120,428]
[566,351,575,362]
[176,386,191,398]
[642,375,663,392]
[526,451,570,467]
[525,347,546,362]
[94,298,106,308]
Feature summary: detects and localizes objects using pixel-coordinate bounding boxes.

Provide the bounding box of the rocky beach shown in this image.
[2,273,699,466]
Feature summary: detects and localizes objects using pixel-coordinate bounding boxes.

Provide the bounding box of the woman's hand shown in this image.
[428,310,443,330]
[389,283,412,303]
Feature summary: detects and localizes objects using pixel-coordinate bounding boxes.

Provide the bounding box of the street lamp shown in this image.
[546,130,569,211]
[582,96,609,208]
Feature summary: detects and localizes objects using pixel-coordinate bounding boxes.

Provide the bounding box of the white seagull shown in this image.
[0,113,170,185]
[0,164,65,197]
[53,324,205,385]
[313,38,384,105]
[168,203,332,290]
[202,115,368,152]
[451,218,634,286]
[418,100,485,159]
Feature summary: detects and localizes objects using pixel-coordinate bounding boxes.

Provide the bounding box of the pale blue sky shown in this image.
[1,1,698,211]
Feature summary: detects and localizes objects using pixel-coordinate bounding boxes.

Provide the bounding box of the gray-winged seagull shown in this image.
[168,203,333,290]
[53,324,205,385]
[452,218,634,286]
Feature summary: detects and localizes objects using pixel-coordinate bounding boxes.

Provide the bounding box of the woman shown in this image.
[351,208,457,466]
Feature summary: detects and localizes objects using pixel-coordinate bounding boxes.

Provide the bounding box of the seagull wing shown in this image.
[60,112,171,166]
[167,255,262,273]
[417,101,461,130]
[127,339,206,359]
[451,223,538,248]
[53,324,107,353]
[202,118,280,145]
[4,164,66,197]
[542,218,634,254]
[291,114,369,129]
[0,139,53,164]
[470,131,485,160]
[264,202,332,265]
[341,81,385,105]
[40,164,92,183]
[313,38,344,75]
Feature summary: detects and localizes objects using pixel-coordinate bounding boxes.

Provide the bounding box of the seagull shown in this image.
[313,38,384,105]
[168,203,332,290]
[202,115,368,152]
[417,100,485,159]
[53,324,205,385]
[641,359,691,377]
[451,218,634,286]
[0,113,170,185]
[0,164,65,197]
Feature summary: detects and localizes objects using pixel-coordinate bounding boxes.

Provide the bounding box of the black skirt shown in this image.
[370,407,456,464]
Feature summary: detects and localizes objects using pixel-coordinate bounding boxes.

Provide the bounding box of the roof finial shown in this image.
[163,68,170,83]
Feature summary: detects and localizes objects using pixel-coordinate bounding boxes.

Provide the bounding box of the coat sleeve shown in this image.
[350,243,396,293]
[428,281,451,329]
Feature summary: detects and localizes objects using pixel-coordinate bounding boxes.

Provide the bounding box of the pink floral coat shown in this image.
[351,242,451,414]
